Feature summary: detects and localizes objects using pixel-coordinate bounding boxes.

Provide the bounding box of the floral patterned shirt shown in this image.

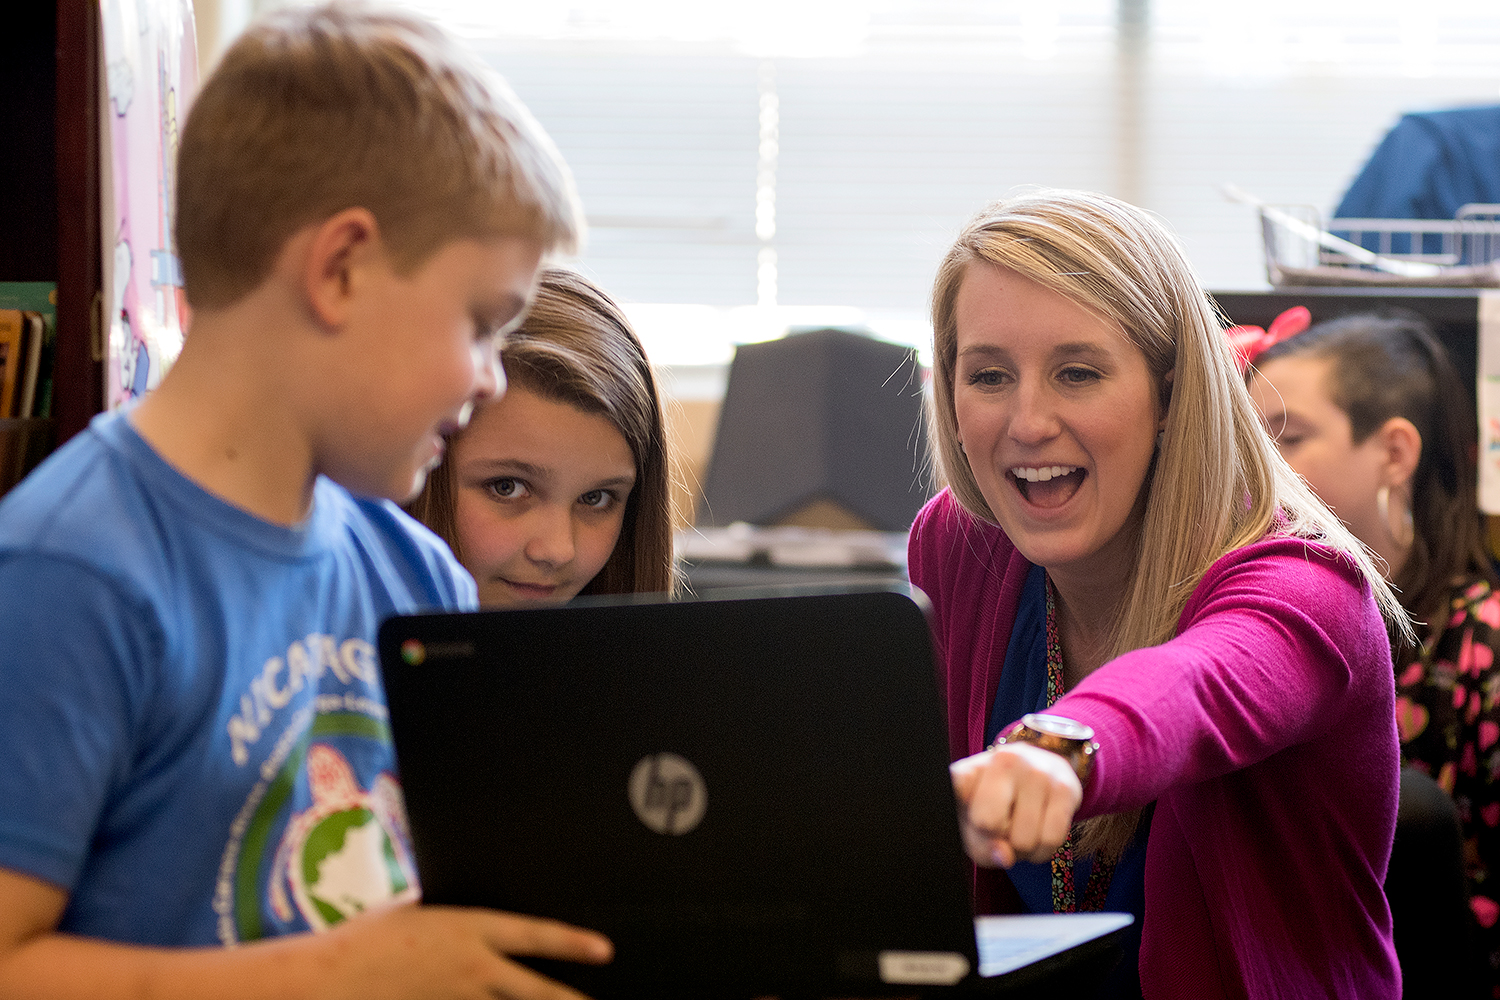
[1396,575,1500,987]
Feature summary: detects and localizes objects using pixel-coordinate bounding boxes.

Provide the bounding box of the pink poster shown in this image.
[99,0,198,410]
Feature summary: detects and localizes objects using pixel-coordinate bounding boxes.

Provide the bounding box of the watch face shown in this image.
[1023,712,1094,741]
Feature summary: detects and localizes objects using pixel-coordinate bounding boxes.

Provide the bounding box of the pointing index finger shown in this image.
[949,748,995,802]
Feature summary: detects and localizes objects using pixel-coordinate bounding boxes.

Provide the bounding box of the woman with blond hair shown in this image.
[911,190,1407,998]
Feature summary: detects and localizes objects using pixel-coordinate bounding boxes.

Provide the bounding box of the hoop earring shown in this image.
[1376,485,1415,549]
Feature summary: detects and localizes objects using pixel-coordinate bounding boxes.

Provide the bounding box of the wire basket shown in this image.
[1260,203,1500,286]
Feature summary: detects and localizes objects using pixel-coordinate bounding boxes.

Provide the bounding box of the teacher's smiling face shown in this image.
[952,262,1165,586]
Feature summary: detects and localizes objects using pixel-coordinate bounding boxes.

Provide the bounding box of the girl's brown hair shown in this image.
[407,267,676,597]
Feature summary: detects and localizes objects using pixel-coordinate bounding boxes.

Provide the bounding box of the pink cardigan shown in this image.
[908,490,1400,1000]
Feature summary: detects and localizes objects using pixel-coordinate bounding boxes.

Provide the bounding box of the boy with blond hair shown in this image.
[0,5,611,997]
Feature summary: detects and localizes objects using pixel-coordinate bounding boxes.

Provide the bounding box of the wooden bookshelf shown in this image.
[0,2,103,493]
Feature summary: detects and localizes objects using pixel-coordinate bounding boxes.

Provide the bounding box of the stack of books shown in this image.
[0,283,56,421]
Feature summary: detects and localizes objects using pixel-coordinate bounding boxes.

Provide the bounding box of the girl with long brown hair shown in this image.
[408,266,676,604]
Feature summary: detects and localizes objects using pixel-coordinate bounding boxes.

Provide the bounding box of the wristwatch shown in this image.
[991,712,1099,786]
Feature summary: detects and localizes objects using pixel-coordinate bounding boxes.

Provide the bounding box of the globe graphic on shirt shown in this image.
[267,742,418,931]
[299,805,410,925]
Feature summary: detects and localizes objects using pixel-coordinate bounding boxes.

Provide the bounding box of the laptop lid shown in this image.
[378,585,1123,998]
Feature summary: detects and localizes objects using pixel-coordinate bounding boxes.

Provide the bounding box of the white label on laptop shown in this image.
[876,951,970,985]
[628,753,707,835]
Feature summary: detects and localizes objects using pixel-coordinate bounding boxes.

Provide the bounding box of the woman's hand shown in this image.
[949,744,1082,868]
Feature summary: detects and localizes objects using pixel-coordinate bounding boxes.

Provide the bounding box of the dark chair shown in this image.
[696,326,929,531]
[1386,766,1488,999]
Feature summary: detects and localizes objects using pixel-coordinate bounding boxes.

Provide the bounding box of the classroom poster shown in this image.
[99,0,198,410]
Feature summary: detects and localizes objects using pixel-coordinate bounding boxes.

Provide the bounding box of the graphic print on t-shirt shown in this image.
[212,633,419,944]
[267,743,415,930]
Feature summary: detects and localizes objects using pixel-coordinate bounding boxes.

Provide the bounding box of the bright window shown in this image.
[261,0,1500,365]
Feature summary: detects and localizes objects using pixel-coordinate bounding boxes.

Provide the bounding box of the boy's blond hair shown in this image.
[176,2,583,310]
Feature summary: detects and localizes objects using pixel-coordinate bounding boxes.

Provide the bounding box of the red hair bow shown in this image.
[1225,306,1312,372]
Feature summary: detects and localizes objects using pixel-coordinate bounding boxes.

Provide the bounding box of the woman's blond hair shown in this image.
[929,190,1409,855]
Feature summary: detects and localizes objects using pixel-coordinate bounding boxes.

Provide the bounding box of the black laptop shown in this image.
[378,585,1130,999]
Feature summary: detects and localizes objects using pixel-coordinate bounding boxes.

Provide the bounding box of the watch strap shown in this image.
[991,713,1098,786]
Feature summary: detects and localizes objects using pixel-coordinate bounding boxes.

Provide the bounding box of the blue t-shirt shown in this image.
[0,411,476,945]
[984,565,1148,1000]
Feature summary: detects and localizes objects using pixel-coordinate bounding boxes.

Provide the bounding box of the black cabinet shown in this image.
[1213,287,1483,412]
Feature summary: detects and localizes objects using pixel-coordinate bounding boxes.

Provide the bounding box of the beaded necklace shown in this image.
[1044,575,1117,913]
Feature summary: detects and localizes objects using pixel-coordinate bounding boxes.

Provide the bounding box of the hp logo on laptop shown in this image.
[628,753,707,835]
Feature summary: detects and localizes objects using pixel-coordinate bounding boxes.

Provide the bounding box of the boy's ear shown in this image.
[1377,416,1422,489]
[302,207,382,331]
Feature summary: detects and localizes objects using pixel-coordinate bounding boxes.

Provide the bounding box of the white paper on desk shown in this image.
[1480,292,1500,514]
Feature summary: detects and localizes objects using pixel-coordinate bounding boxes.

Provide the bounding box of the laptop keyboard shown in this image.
[974,913,1133,977]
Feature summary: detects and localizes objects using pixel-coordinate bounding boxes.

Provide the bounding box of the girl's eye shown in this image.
[485,477,529,501]
[578,489,615,510]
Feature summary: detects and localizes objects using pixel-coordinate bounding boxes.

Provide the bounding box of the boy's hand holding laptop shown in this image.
[308,904,611,1000]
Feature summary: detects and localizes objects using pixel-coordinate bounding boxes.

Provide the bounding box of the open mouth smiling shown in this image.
[1011,464,1086,508]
